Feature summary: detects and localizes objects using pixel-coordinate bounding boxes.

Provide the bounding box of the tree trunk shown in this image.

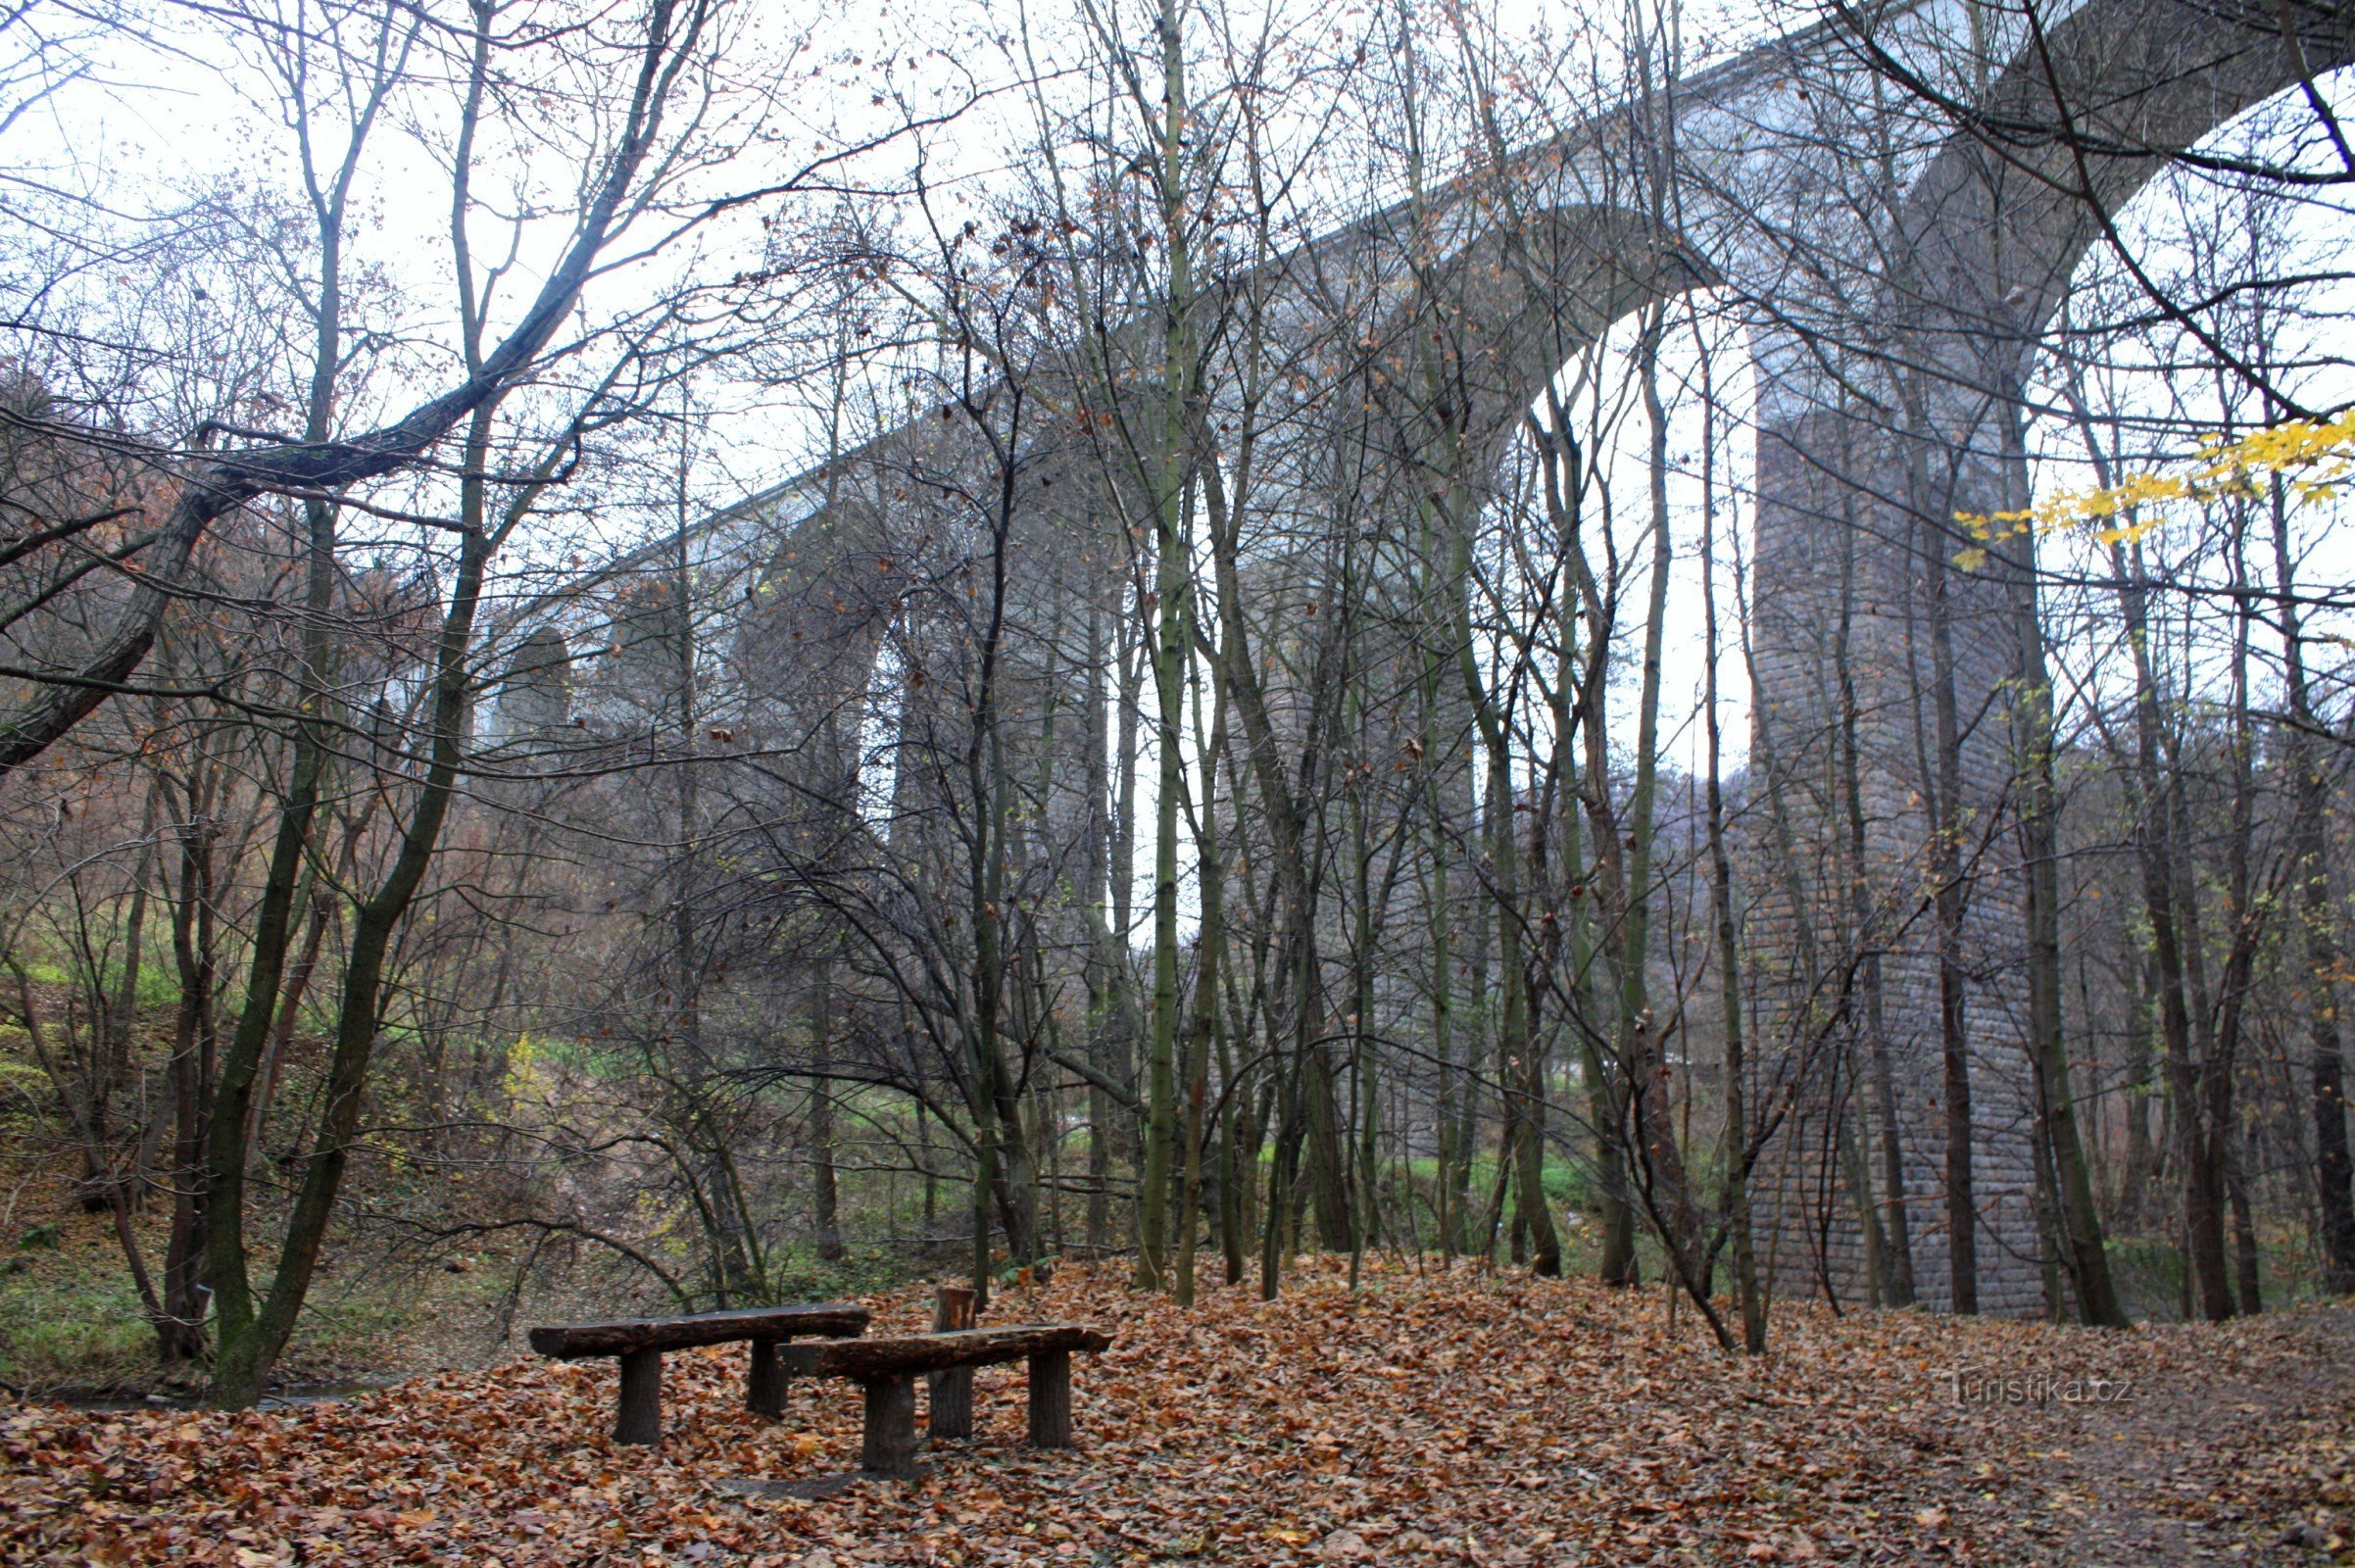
[1924,512,1978,1315]
[1176,662,1226,1305]
[162,816,218,1367]
[1834,468,1915,1306]
[2269,481,2355,1294]
[1614,311,1699,1295]
[1084,588,1116,1255]
[209,396,503,1403]
[1701,419,1765,1351]
[811,956,845,1263]
[2001,466,2126,1327]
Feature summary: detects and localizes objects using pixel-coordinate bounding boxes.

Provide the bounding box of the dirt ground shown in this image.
[1944,1303,2355,1564]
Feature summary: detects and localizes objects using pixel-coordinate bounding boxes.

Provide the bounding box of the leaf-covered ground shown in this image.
[2,1258,2348,1565]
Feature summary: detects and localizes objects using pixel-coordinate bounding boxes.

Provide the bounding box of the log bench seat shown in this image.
[528,1302,871,1444]
[777,1323,1113,1478]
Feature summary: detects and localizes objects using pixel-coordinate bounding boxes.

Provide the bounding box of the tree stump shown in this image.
[615,1348,662,1445]
[747,1339,787,1419]
[927,1286,977,1440]
[860,1375,922,1478]
[1027,1348,1072,1447]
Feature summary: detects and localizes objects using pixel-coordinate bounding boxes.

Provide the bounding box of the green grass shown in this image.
[0,1256,160,1392]
[3,927,194,1013]
[509,1031,633,1083]
[1394,1153,1592,1211]
[0,1241,317,1393]
[762,1241,929,1305]
[2102,1226,2333,1322]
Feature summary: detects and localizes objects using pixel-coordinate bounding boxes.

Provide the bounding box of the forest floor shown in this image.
[2,1258,2350,1567]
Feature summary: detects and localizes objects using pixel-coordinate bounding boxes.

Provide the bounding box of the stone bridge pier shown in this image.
[1423,0,2355,1311]
[1700,0,2354,1311]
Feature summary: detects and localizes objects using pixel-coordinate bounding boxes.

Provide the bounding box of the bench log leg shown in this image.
[1027,1349,1072,1447]
[747,1339,787,1419]
[928,1366,973,1440]
[615,1348,662,1445]
[860,1375,922,1478]
[928,1283,976,1440]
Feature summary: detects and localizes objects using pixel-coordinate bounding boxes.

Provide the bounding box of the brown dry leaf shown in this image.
[2,1264,2349,1564]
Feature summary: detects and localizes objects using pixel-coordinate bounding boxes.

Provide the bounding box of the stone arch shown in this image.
[1416,200,1720,452]
[1744,0,2355,1316]
[1896,0,2355,494]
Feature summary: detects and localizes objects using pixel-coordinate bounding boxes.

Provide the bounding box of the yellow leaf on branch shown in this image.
[1954,410,2355,557]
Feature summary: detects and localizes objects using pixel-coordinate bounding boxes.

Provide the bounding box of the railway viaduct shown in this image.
[533,0,2355,1312]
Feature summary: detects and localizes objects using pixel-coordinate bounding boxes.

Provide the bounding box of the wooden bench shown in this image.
[778,1323,1113,1478]
[528,1302,870,1444]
